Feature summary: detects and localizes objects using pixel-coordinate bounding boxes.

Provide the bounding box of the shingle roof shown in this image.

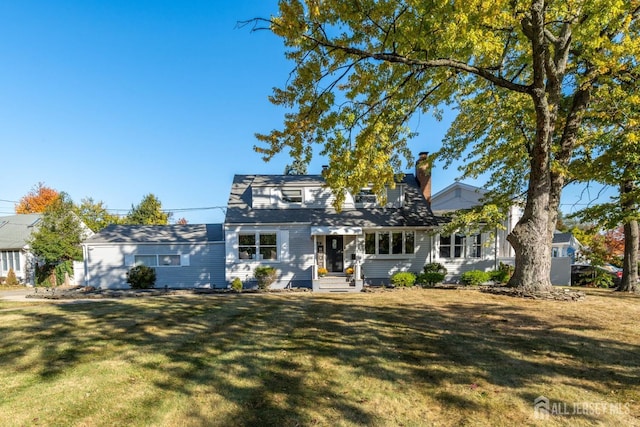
[224,174,443,227]
[84,223,224,244]
[552,232,573,244]
[0,214,42,250]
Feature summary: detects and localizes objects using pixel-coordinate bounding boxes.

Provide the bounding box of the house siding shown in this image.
[225,224,314,289]
[86,243,224,289]
[361,230,432,285]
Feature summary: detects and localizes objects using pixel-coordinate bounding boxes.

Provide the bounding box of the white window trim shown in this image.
[281,188,303,204]
[364,230,415,257]
[127,254,189,267]
[237,231,281,263]
[354,188,379,207]
[438,233,484,259]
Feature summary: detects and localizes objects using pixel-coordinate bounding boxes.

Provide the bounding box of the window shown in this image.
[282,188,302,203]
[365,233,376,254]
[239,234,256,259]
[365,231,415,255]
[440,233,483,259]
[1,251,21,273]
[355,189,377,204]
[378,232,390,254]
[439,235,451,258]
[469,234,482,258]
[133,255,185,267]
[454,234,465,258]
[260,233,278,260]
[552,247,559,257]
[159,255,181,266]
[239,232,278,261]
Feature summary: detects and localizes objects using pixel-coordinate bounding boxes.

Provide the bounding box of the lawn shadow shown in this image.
[1,291,638,425]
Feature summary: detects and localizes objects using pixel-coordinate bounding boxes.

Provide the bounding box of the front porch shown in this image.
[311,226,363,292]
[312,271,363,293]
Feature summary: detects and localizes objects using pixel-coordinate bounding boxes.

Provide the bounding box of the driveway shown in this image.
[0,288,32,301]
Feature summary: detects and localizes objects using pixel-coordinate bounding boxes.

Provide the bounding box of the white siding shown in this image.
[225,225,313,289]
[361,230,431,284]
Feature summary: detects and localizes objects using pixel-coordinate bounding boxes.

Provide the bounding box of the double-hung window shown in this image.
[365,231,415,255]
[239,232,278,261]
[439,233,482,258]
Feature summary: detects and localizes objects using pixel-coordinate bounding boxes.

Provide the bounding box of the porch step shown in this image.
[313,276,362,293]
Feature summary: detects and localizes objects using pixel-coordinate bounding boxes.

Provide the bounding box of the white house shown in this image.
[0,214,42,285]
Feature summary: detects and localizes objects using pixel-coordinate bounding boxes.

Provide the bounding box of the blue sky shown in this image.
[0,1,612,224]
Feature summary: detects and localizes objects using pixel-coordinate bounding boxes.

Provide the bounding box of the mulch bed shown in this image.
[364,283,586,301]
[25,284,585,302]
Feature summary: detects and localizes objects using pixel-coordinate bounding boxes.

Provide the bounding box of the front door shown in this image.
[326,236,344,273]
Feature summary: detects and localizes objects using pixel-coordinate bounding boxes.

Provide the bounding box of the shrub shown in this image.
[460,270,491,286]
[417,272,446,287]
[318,267,328,277]
[231,277,243,292]
[126,265,156,289]
[5,268,20,286]
[490,262,514,284]
[416,263,447,287]
[254,266,277,290]
[390,271,416,287]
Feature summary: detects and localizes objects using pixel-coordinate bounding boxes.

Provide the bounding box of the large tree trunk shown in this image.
[618,179,639,292]
[506,95,557,293]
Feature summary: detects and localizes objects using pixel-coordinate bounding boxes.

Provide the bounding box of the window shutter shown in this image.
[124,255,135,266]
[181,254,190,266]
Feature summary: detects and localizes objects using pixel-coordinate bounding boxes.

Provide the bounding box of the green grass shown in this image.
[0,288,639,426]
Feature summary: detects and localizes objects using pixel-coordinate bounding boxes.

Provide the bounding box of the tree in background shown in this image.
[284,159,308,175]
[125,194,171,225]
[74,197,122,232]
[570,67,639,292]
[253,1,638,293]
[28,193,89,286]
[15,182,59,213]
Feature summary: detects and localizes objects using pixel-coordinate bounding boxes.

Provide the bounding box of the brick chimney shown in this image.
[415,151,432,206]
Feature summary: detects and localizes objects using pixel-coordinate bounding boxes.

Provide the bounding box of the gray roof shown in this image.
[225,174,442,227]
[552,232,573,244]
[84,223,224,244]
[0,214,42,250]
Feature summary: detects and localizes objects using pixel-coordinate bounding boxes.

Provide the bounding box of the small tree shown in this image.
[15,182,59,213]
[254,266,277,290]
[231,277,243,292]
[5,268,20,287]
[126,194,171,225]
[29,193,87,286]
[126,265,156,289]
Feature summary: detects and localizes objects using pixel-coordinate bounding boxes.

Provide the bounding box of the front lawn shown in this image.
[0,288,638,426]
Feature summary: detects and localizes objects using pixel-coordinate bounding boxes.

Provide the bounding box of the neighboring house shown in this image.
[430,182,523,281]
[431,182,577,285]
[552,231,583,262]
[0,214,42,285]
[81,224,225,289]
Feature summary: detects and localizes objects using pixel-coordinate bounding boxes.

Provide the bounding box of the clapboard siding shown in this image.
[86,243,224,289]
[226,225,314,289]
[361,230,432,284]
